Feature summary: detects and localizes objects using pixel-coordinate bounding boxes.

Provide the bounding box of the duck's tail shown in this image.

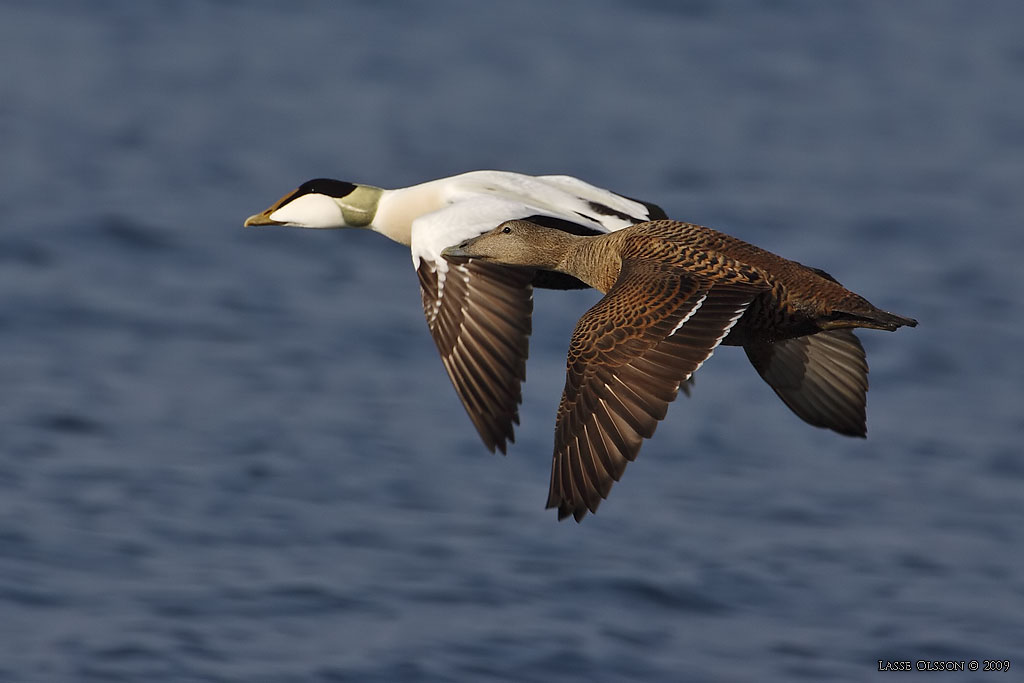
[822,307,918,333]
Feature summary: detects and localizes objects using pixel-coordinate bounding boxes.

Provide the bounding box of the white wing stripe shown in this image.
[669,294,708,336]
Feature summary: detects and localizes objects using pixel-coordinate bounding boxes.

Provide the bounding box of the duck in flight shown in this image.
[443,219,917,521]
[244,171,668,453]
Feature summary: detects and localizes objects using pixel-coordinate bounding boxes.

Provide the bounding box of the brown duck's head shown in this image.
[441,220,574,268]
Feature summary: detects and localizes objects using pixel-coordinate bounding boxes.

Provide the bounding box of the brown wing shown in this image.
[743,329,869,437]
[548,260,764,521]
[418,257,535,454]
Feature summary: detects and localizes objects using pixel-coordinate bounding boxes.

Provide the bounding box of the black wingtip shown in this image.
[549,500,583,522]
[835,423,868,438]
[549,502,590,523]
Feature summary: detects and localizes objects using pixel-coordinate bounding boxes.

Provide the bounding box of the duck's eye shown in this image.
[502,226,512,234]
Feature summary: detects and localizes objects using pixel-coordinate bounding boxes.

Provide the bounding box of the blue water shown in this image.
[3,2,1023,681]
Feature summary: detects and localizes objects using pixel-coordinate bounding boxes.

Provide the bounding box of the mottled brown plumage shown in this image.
[443,219,917,521]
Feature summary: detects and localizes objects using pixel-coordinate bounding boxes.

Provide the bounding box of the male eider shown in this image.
[444,219,917,521]
[245,171,667,453]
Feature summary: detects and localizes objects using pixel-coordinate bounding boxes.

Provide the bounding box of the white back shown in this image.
[408,171,659,270]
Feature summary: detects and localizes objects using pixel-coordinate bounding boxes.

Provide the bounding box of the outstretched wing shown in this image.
[418,257,535,453]
[548,260,764,521]
[744,329,869,437]
[409,189,660,454]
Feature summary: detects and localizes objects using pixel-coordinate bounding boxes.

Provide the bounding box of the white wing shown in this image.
[410,172,664,268]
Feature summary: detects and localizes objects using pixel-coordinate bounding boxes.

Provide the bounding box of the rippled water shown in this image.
[3,2,1023,681]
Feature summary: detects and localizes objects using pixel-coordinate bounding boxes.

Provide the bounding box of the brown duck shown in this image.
[443,219,917,522]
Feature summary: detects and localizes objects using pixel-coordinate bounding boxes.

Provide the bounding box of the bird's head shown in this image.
[441,220,572,269]
[244,178,383,229]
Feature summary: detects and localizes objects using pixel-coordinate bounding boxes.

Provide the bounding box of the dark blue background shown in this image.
[2,2,1022,681]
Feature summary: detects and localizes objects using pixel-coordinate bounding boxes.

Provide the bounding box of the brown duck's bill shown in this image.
[441,244,475,258]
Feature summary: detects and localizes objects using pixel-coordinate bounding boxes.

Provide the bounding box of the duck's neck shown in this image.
[370,182,447,246]
[558,234,623,293]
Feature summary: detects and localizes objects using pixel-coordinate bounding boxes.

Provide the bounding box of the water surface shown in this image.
[2,2,1022,681]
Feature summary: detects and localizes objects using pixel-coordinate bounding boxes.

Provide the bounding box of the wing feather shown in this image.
[548,261,765,521]
[744,329,869,437]
[418,258,534,453]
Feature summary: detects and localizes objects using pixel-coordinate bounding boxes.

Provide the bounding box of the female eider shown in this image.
[443,219,917,521]
[244,171,667,453]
